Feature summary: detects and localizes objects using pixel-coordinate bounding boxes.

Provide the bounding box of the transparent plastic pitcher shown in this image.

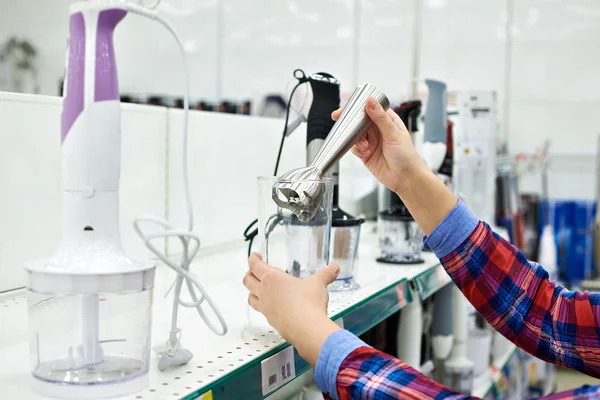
[256,176,334,277]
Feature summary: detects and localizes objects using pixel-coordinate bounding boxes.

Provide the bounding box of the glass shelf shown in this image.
[182,278,412,400]
[0,234,444,400]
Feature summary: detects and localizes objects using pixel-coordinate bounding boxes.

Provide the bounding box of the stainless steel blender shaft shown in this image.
[273,83,390,221]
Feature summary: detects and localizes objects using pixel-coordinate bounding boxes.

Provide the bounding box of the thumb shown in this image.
[365,97,398,141]
[314,263,340,286]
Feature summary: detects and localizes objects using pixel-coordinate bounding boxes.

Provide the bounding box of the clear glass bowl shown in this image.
[256,176,333,277]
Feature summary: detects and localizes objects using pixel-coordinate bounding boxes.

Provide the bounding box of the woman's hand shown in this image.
[334,96,457,234]
[332,97,425,193]
[243,253,341,366]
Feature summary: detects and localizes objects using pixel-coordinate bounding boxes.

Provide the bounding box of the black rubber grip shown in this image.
[307,74,340,144]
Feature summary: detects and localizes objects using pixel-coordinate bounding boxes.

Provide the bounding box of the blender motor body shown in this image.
[25,2,156,398]
[377,100,424,265]
[305,73,364,290]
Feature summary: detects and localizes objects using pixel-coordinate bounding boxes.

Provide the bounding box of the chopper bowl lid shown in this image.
[25,240,155,294]
[332,206,365,227]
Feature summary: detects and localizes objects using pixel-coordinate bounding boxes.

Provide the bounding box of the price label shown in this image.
[261,346,296,395]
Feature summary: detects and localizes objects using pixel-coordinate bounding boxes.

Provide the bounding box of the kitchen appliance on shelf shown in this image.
[25,2,226,398]
[304,73,365,291]
[454,91,499,225]
[273,82,389,280]
[377,100,423,264]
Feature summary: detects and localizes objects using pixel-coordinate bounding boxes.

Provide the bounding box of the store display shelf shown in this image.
[472,344,519,399]
[413,262,449,300]
[0,225,445,400]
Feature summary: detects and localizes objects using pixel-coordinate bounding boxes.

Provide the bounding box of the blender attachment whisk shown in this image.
[273,82,390,221]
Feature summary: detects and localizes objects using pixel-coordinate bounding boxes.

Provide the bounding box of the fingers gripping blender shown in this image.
[305,73,364,291]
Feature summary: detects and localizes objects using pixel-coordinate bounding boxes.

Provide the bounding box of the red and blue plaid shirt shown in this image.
[314,201,600,399]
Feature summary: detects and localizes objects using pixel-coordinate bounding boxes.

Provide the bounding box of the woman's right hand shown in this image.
[332,97,425,193]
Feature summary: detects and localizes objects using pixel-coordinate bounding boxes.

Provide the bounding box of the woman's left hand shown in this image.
[243,253,341,366]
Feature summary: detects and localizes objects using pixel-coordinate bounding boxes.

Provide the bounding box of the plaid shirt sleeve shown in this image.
[313,201,600,399]
[436,204,600,378]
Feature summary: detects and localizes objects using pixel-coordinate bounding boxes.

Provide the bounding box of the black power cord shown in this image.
[243,69,309,257]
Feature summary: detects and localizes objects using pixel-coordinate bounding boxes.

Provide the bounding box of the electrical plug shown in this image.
[157,342,193,371]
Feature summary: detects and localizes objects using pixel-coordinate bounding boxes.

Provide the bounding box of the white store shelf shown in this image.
[0,224,444,400]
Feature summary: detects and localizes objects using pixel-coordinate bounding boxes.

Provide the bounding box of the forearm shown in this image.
[289,317,340,367]
[336,346,471,399]
[395,163,458,236]
[316,331,600,399]
[426,203,600,377]
[313,330,471,399]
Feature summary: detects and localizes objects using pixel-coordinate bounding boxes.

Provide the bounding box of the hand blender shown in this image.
[25,0,228,396]
[422,79,448,173]
[377,100,424,264]
[438,119,454,178]
[273,82,390,221]
[305,72,364,291]
[25,3,155,398]
[282,73,341,279]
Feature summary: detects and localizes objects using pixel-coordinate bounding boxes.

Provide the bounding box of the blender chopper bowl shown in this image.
[258,176,333,277]
[25,245,155,400]
[377,201,424,264]
[328,208,364,291]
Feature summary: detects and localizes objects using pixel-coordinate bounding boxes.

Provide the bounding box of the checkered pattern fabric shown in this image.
[332,223,600,399]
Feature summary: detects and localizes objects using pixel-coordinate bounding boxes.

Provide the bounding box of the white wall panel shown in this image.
[509,0,600,154]
[167,109,306,250]
[420,0,506,96]
[0,93,167,292]
[0,94,62,292]
[358,0,415,100]
[0,0,219,99]
[220,0,355,100]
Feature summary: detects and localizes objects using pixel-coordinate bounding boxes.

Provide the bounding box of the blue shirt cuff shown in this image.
[313,329,367,399]
[423,200,479,259]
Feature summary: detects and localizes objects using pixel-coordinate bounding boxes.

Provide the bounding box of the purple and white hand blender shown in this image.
[25,1,226,398]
